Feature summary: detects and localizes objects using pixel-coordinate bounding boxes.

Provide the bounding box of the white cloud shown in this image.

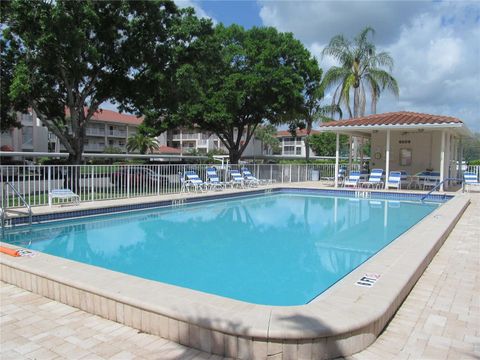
[259,0,480,132]
[175,0,217,23]
[259,0,431,45]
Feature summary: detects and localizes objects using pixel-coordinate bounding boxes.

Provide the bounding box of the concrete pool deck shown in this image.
[0,185,476,359]
[1,192,478,359]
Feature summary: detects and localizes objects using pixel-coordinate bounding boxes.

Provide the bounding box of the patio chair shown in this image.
[343,171,361,188]
[385,171,402,190]
[206,168,225,191]
[241,168,260,187]
[49,189,80,207]
[464,172,480,192]
[182,171,206,192]
[229,170,245,188]
[361,169,384,189]
[421,172,440,190]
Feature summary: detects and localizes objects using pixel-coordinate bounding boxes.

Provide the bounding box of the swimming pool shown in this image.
[3,191,441,306]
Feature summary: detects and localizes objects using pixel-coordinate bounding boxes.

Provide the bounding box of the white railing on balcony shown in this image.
[0,163,359,209]
[197,139,208,147]
[84,144,106,151]
[282,140,301,146]
[86,128,106,136]
[108,130,127,137]
[172,133,200,141]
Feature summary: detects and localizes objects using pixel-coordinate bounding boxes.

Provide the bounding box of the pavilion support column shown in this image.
[459,138,464,179]
[385,129,391,189]
[453,137,458,181]
[334,132,340,188]
[348,135,352,171]
[440,130,446,192]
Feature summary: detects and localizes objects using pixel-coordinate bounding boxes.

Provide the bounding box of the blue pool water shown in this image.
[4,192,440,305]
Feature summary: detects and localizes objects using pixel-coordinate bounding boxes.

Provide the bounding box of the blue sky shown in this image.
[198,0,262,28]
[172,0,480,133]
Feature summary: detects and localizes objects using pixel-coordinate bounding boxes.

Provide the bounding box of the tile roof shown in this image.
[276,129,321,137]
[152,145,181,155]
[320,112,463,128]
[64,107,144,125]
[90,108,143,126]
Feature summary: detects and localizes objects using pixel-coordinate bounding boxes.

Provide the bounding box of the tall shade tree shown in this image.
[322,27,399,118]
[0,2,23,132]
[143,25,315,163]
[289,64,342,161]
[2,0,210,163]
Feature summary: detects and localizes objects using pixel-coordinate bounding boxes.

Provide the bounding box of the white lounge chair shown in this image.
[343,171,361,188]
[206,168,225,191]
[385,171,402,190]
[229,170,244,188]
[49,189,80,207]
[182,171,206,192]
[241,168,260,187]
[464,172,480,192]
[361,169,384,189]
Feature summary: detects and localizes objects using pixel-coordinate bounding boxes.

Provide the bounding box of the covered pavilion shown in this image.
[319,112,474,191]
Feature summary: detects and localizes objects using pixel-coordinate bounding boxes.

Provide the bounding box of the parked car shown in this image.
[110,167,169,189]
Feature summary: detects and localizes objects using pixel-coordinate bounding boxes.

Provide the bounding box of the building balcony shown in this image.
[172,133,201,141]
[282,141,302,146]
[86,129,106,136]
[107,131,127,138]
[84,144,106,152]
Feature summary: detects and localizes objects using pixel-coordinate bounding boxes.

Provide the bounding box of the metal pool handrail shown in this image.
[1,182,33,231]
[420,177,462,202]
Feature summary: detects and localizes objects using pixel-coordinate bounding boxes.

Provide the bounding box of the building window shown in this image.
[22,126,33,147]
[284,145,295,155]
[296,147,302,155]
[108,140,114,146]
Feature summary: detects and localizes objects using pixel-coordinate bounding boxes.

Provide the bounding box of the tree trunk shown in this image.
[229,150,241,164]
[304,121,312,162]
[353,86,360,118]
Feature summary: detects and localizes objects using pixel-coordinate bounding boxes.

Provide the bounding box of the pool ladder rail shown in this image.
[1,182,32,237]
[171,198,186,208]
[420,177,463,202]
[354,190,371,198]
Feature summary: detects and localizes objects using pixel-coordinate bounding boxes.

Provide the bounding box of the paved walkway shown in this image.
[348,193,480,360]
[1,194,479,360]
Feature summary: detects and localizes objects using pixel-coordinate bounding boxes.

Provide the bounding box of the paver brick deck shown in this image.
[348,193,480,360]
[1,193,479,359]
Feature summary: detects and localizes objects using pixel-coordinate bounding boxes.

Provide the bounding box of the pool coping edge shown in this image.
[0,191,470,359]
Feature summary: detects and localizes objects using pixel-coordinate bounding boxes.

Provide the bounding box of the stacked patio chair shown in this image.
[420,172,440,190]
[181,170,206,192]
[361,169,384,189]
[343,171,361,188]
[463,172,480,192]
[206,168,225,191]
[241,168,261,187]
[385,171,402,190]
[229,170,245,188]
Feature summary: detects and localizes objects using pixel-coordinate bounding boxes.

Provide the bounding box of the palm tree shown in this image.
[127,132,160,154]
[299,64,342,161]
[322,27,399,118]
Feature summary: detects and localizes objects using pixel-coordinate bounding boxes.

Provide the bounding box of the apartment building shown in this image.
[276,129,320,157]
[0,109,143,154]
[81,109,142,153]
[0,112,50,153]
[166,128,229,154]
[0,110,323,160]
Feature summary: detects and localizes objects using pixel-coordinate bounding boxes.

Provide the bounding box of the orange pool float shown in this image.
[0,246,20,257]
